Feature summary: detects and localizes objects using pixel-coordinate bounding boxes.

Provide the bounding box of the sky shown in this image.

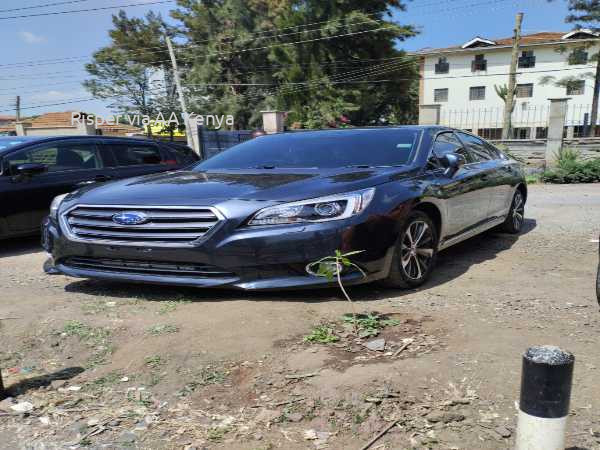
[0,0,572,119]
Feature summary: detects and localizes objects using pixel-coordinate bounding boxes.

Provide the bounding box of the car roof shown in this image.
[0,135,161,155]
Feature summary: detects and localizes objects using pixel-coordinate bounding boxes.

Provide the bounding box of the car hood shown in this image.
[68,166,417,206]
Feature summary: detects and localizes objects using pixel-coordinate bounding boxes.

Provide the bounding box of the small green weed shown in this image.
[342,313,400,338]
[207,426,230,442]
[176,365,228,396]
[91,370,123,387]
[144,355,165,369]
[157,300,191,315]
[303,325,339,344]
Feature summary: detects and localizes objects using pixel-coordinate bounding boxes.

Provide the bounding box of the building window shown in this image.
[518,50,536,68]
[469,86,486,100]
[516,83,533,98]
[512,128,531,139]
[568,48,588,65]
[566,80,585,95]
[535,127,548,139]
[434,88,449,102]
[471,54,487,72]
[478,128,503,140]
[435,57,449,74]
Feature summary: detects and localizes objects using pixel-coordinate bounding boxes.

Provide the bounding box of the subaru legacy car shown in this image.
[42,127,526,290]
[0,136,198,239]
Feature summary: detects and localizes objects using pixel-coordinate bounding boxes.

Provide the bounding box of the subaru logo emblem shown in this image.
[112,211,148,225]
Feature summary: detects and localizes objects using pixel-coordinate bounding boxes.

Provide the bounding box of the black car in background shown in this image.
[43,126,527,291]
[0,136,198,239]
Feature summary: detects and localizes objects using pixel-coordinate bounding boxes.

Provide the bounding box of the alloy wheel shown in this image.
[513,191,524,230]
[400,220,434,280]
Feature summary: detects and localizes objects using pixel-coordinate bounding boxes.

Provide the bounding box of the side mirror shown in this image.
[441,152,466,176]
[15,162,47,177]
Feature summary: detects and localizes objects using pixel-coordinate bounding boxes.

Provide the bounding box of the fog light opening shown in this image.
[305,260,343,277]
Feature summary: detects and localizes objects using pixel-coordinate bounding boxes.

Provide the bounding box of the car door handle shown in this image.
[94,174,112,182]
[481,174,489,181]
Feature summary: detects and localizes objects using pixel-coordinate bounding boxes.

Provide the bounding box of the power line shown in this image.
[0,0,95,14]
[0,0,94,13]
[0,13,388,69]
[0,0,174,20]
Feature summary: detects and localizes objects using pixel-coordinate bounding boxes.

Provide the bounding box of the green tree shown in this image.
[171,0,418,129]
[549,0,600,136]
[83,11,177,136]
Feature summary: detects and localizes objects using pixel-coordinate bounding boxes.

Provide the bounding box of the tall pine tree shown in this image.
[171,0,418,129]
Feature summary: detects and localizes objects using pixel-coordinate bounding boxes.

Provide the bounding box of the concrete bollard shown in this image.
[516,345,574,450]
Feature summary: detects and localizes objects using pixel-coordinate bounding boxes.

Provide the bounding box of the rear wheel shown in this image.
[383,211,438,289]
[501,189,525,234]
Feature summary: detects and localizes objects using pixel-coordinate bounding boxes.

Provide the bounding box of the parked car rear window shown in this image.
[165,144,198,165]
[195,129,421,170]
[110,143,163,166]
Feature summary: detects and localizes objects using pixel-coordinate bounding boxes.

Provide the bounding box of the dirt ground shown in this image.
[0,183,599,450]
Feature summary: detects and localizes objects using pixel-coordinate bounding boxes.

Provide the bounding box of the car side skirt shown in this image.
[438,216,506,251]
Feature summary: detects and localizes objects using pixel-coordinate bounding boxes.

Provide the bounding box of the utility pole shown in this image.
[502,12,523,140]
[15,96,20,122]
[165,35,196,152]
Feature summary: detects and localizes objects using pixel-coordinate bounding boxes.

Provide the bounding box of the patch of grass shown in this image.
[147,324,179,336]
[342,313,400,338]
[91,370,123,387]
[62,321,110,343]
[61,321,114,368]
[303,325,339,344]
[144,355,165,369]
[157,300,191,315]
[206,426,230,442]
[176,365,229,397]
[148,371,163,386]
[525,173,541,184]
[86,344,115,369]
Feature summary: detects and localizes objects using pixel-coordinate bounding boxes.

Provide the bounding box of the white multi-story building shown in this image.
[416,30,600,139]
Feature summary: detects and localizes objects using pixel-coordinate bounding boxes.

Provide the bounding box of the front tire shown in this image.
[383,211,438,289]
[502,189,525,234]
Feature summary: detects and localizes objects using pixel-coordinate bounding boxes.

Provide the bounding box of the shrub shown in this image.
[541,149,600,184]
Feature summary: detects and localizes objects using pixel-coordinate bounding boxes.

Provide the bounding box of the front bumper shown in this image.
[43,213,394,291]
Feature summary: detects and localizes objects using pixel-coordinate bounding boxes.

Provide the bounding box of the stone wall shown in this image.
[491,138,600,172]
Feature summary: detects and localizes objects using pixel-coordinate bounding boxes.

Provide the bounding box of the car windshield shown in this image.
[194,129,421,170]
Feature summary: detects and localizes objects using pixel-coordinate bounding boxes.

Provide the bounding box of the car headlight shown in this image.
[49,193,68,220]
[248,188,375,226]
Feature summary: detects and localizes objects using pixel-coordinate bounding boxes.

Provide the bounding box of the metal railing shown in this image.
[439,104,598,140]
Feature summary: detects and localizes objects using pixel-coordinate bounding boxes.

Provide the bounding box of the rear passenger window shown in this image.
[456,132,495,161]
[169,146,197,165]
[110,144,163,166]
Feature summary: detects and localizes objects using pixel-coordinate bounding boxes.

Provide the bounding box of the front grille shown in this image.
[62,205,222,247]
[64,257,235,278]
